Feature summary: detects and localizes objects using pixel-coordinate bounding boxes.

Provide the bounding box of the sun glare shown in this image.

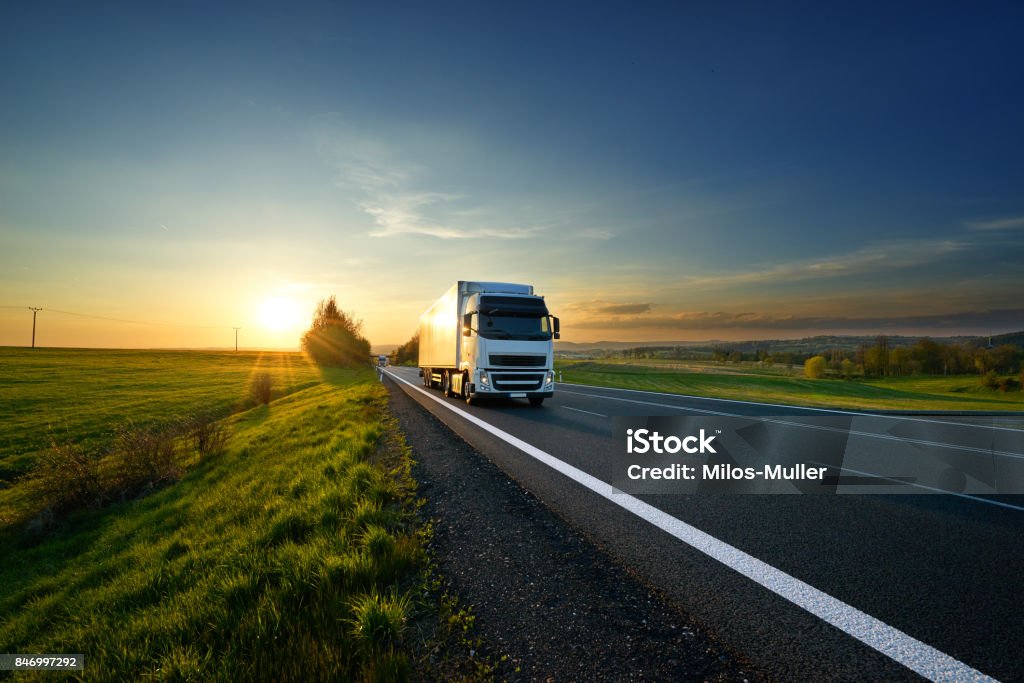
[258,296,302,332]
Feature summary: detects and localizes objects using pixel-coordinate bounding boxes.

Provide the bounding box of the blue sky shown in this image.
[1,2,1023,347]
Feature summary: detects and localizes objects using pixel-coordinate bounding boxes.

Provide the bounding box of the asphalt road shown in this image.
[383,366,1024,682]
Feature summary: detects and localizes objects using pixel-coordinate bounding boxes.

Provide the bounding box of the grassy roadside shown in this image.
[0,367,428,680]
[556,359,1024,412]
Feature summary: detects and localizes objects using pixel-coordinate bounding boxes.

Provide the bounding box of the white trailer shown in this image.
[418,281,559,406]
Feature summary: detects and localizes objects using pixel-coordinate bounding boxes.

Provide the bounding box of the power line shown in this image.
[30,309,235,331]
[2,305,244,349]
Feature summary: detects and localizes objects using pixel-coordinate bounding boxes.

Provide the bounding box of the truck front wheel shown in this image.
[463,373,475,405]
[529,396,544,407]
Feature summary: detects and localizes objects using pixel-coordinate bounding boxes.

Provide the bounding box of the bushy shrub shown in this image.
[998,377,1020,392]
[804,355,826,379]
[188,412,228,459]
[250,372,273,405]
[28,437,103,513]
[114,422,180,490]
[981,370,1000,389]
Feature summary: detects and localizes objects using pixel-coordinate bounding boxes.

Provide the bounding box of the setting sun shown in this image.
[258,296,303,332]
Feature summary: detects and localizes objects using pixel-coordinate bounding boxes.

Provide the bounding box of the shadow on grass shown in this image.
[317,366,376,387]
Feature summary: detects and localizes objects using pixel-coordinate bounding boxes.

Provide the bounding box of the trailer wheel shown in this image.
[442,372,453,397]
[422,369,431,388]
[529,397,545,407]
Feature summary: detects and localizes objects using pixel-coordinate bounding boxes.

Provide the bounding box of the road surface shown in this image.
[383,366,1024,682]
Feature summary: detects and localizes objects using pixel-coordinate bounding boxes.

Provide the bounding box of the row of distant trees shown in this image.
[807,338,1021,377]
[390,333,419,366]
[615,336,1023,378]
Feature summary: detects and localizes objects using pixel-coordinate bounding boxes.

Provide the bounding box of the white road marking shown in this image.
[385,369,997,683]
[559,405,608,418]
[558,381,1024,432]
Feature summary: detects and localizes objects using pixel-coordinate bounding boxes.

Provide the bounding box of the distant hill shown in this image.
[554,340,710,352]
[371,344,399,355]
[556,331,1024,357]
[983,330,1024,348]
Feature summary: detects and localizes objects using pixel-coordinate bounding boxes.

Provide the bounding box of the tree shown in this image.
[974,348,993,374]
[874,336,890,377]
[890,347,912,376]
[840,358,857,379]
[991,344,1018,374]
[301,296,371,367]
[391,333,420,366]
[804,355,826,379]
[911,339,944,375]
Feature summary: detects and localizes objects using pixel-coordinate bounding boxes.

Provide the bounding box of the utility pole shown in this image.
[233,327,240,352]
[28,307,42,348]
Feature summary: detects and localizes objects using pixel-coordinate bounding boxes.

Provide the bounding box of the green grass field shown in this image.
[0,348,320,483]
[0,349,428,680]
[556,359,1024,412]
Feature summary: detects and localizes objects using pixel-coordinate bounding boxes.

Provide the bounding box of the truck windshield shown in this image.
[479,313,551,341]
[476,295,551,341]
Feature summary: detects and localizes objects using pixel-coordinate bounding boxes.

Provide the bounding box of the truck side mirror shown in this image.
[553,316,560,340]
[463,312,473,337]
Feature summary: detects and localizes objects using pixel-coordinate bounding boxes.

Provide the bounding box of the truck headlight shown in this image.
[545,371,554,386]
[479,371,489,389]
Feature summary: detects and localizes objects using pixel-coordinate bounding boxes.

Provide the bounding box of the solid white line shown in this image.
[384,369,996,683]
[557,381,1024,432]
[559,405,608,418]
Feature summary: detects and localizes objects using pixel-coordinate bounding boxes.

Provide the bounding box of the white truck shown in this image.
[418,281,559,406]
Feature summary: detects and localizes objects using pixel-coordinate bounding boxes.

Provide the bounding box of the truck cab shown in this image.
[460,291,557,405]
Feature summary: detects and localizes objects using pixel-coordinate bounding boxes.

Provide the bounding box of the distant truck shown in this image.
[377,354,388,367]
[419,281,559,406]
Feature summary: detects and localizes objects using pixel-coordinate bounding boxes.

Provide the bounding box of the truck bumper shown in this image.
[470,390,554,400]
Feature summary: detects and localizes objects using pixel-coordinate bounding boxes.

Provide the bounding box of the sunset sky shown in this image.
[2,3,1023,349]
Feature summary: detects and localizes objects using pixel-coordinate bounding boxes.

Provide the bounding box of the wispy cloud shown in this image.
[966,215,1024,231]
[595,303,652,315]
[319,123,548,240]
[362,193,543,239]
[562,299,652,315]
[684,238,967,289]
[574,228,614,240]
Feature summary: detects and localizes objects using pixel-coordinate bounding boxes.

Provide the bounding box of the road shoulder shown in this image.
[387,381,761,681]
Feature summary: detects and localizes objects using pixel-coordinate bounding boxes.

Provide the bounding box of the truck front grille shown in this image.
[491,373,545,391]
[489,354,546,367]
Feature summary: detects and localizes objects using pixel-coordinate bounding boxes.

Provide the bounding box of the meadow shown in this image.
[0,349,427,680]
[0,348,320,483]
[556,359,1024,412]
